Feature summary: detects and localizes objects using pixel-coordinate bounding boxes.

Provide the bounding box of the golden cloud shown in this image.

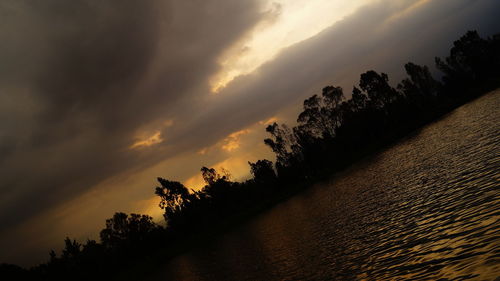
[258,116,278,125]
[221,129,250,152]
[130,131,163,149]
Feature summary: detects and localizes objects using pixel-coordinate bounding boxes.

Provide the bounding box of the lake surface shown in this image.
[156,90,500,280]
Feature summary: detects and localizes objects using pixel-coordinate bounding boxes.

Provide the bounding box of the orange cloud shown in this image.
[259,116,278,125]
[163,119,174,127]
[130,131,163,149]
[221,129,250,152]
[197,147,208,155]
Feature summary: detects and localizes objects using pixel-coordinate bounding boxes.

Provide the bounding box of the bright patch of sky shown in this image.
[210,0,373,92]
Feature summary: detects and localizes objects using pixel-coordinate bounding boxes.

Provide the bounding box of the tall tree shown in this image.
[155,178,190,223]
[359,71,399,109]
[100,212,158,249]
[249,159,277,186]
[264,123,298,167]
[398,62,440,104]
[435,30,500,94]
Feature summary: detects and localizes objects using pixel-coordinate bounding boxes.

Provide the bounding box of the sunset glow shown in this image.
[210,0,373,93]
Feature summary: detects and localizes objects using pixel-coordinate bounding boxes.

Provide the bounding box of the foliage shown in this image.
[100,212,159,249]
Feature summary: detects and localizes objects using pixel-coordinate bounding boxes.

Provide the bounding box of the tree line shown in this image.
[2,30,500,280]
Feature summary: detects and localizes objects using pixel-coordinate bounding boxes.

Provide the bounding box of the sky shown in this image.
[1,0,499,266]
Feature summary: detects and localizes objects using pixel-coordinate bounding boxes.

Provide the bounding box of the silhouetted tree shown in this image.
[155,178,190,223]
[359,71,399,109]
[398,62,440,102]
[200,167,234,200]
[296,86,344,139]
[249,159,277,186]
[100,212,159,249]
[61,237,81,259]
[350,86,368,111]
[200,167,231,186]
[436,30,500,95]
[264,123,298,168]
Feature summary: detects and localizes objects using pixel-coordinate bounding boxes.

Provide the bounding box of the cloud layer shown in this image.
[0,0,264,232]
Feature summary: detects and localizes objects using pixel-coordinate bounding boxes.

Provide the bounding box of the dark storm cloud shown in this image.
[0,0,264,233]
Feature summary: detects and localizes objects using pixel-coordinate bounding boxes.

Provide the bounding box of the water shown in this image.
[156,90,500,280]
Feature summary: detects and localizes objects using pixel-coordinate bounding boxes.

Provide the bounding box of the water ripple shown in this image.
[157,90,500,280]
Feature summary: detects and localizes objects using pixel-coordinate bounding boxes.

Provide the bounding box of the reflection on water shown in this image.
[157,90,500,280]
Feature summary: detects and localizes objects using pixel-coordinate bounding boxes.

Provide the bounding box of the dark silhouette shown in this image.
[100,212,160,249]
[249,159,277,187]
[2,30,499,281]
